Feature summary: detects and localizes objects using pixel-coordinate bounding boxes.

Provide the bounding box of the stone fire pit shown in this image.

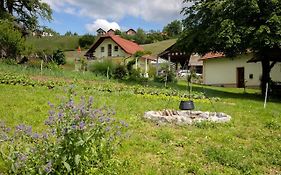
[144,110,231,125]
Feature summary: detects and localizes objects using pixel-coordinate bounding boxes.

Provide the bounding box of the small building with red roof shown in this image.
[126,29,136,36]
[85,34,144,59]
[107,29,115,36]
[200,53,281,88]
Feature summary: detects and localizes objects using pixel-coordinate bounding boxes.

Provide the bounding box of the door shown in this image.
[108,44,112,57]
[237,67,245,88]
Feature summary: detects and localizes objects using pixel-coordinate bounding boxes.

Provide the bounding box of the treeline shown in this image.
[115,20,183,45]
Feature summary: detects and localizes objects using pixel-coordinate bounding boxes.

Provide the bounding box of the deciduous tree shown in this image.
[163,20,182,37]
[0,20,26,59]
[179,0,281,95]
[0,0,52,34]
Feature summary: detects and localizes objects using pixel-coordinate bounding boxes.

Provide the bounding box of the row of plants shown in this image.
[0,73,215,100]
[0,73,63,89]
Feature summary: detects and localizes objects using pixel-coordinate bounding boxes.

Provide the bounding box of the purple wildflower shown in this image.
[72,125,77,130]
[105,126,111,132]
[44,162,52,173]
[16,124,25,131]
[79,121,85,130]
[33,133,40,139]
[99,117,104,123]
[48,101,54,108]
[49,110,55,116]
[68,99,74,108]
[5,127,11,133]
[116,131,121,136]
[106,118,111,123]
[58,112,64,119]
[42,132,48,139]
[62,127,68,133]
[25,126,32,135]
[80,108,86,116]
[19,154,27,161]
[51,129,56,135]
[88,96,93,105]
[120,120,128,127]
[75,115,80,121]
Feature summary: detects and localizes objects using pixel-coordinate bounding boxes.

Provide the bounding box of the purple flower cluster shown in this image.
[0,91,129,174]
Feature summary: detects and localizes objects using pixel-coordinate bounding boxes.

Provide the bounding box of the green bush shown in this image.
[78,34,95,49]
[53,49,66,65]
[113,64,128,80]
[0,20,26,59]
[128,68,142,81]
[0,88,128,174]
[89,59,116,78]
[154,70,177,83]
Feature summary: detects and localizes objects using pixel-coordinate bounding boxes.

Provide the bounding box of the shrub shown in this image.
[0,20,26,59]
[78,34,95,49]
[0,87,128,174]
[52,49,66,65]
[128,68,142,81]
[148,66,157,78]
[113,64,128,80]
[126,59,136,75]
[154,70,177,83]
[89,59,116,78]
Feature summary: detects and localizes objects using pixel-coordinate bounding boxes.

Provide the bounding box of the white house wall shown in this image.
[203,54,281,87]
[94,38,129,58]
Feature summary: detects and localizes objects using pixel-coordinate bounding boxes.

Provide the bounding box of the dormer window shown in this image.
[114,46,118,52]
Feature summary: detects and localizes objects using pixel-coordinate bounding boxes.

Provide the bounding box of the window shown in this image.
[101,47,104,52]
[114,46,118,52]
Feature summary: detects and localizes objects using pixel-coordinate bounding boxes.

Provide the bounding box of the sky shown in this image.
[40,0,186,35]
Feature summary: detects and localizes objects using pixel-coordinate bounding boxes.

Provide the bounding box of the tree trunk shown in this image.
[7,0,13,14]
[0,0,4,11]
[261,58,270,96]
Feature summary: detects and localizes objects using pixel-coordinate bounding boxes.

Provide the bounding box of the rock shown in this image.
[144,110,231,125]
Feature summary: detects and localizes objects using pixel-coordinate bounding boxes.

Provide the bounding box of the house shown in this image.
[96,28,106,36]
[85,34,144,59]
[107,29,115,35]
[126,29,136,36]
[201,53,281,88]
[157,43,191,70]
[188,54,203,74]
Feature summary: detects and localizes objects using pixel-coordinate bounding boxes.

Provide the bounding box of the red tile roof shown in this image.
[110,35,144,54]
[200,52,225,60]
[85,35,143,56]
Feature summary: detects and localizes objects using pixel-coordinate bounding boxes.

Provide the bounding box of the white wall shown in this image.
[203,54,281,87]
[94,38,129,58]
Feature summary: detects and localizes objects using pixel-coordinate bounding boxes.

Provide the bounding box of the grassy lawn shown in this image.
[0,64,280,174]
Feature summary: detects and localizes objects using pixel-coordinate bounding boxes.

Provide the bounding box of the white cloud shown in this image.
[42,0,185,23]
[85,19,120,33]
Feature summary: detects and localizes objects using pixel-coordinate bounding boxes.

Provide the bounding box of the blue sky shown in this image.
[41,0,185,35]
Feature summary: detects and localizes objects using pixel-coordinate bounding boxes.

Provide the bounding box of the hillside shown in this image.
[142,39,177,56]
[26,36,80,52]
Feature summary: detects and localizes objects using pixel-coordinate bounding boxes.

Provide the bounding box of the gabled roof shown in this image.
[126,29,136,33]
[97,28,106,33]
[200,53,225,60]
[107,29,115,32]
[85,35,144,56]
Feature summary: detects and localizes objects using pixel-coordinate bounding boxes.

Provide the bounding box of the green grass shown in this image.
[0,63,280,174]
[26,36,80,52]
[142,39,177,56]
